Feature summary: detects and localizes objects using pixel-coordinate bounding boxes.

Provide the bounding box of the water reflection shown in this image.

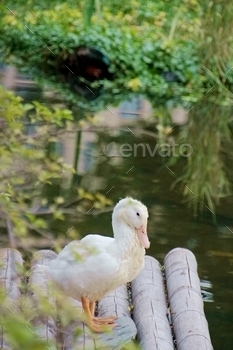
[186,237,199,250]
[217,226,233,239]
[201,279,214,303]
[202,290,214,303]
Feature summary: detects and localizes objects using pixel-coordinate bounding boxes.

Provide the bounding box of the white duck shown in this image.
[48,197,150,332]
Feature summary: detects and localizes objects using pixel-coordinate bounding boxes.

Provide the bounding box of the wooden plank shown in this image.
[0,248,23,350]
[164,248,213,350]
[131,256,174,350]
[28,249,58,350]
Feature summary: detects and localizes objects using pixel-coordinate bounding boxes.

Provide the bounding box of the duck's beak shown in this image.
[136,225,150,249]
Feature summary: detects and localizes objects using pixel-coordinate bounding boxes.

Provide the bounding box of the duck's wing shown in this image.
[48,236,119,300]
[81,233,114,251]
[51,234,114,265]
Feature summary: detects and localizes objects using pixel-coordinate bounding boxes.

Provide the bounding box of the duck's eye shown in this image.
[136,212,140,216]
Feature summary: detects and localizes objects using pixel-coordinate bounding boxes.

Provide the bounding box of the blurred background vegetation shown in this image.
[0,0,233,229]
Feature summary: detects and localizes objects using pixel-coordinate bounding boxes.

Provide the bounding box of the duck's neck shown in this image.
[112,220,145,258]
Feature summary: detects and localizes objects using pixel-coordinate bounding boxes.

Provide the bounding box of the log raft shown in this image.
[0,247,213,350]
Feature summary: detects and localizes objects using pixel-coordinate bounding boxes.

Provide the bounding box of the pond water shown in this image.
[67,127,233,350]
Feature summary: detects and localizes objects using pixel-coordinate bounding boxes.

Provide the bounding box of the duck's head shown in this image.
[112,197,150,249]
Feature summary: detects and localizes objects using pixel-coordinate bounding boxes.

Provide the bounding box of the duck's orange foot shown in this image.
[81,297,118,333]
[86,318,117,333]
[93,316,117,325]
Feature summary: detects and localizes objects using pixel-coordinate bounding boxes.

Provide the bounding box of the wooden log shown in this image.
[0,248,215,350]
[131,256,174,350]
[94,316,137,350]
[97,285,137,350]
[164,248,213,350]
[63,285,137,350]
[98,284,131,318]
[0,248,23,350]
[28,249,58,350]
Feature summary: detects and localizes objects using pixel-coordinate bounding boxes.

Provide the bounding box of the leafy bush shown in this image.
[0,87,74,239]
[0,2,203,112]
[0,87,113,245]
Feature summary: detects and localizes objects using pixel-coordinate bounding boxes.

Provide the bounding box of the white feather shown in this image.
[48,197,149,301]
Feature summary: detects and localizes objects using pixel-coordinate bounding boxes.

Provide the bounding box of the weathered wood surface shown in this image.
[164,248,213,350]
[28,250,58,350]
[99,284,130,318]
[0,248,214,350]
[97,285,137,350]
[63,285,137,350]
[131,256,174,350]
[0,248,23,350]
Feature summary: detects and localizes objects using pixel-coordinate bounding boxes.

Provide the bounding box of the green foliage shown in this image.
[168,0,233,214]
[0,87,74,238]
[198,0,233,76]
[170,102,232,215]
[0,1,203,112]
[0,87,113,244]
[0,276,82,350]
[122,340,141,350]
[2,316,51,350]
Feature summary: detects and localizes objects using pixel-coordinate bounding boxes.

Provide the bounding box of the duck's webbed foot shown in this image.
[93,316,117,325]
[88,319,117,333]
[81,297,117,333]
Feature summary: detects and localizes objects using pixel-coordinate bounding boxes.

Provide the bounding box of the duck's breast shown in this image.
[118,245,145,283]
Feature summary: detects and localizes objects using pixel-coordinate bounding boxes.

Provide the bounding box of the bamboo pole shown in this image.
[0,248,23,349]
[131,256,174,350]
[164,248,213,350]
